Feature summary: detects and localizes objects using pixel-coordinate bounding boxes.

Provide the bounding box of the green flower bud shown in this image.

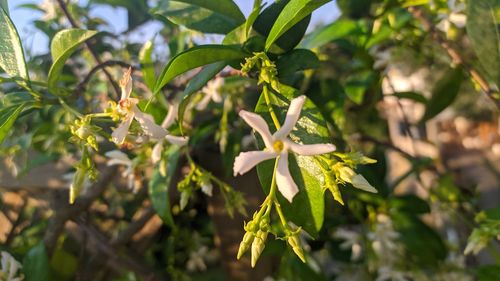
[287,234,305,263]
[237,231,255,260]
[70,168,86,204]
[251,230,268,267]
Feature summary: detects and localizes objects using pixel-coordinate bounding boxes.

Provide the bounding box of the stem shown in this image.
[59,98,83,117]
[268,157,288,226]
[263,85,281,130]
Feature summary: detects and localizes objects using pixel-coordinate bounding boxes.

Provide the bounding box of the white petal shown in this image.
[352,174,378,193]
[196,94,212,110]
[233,150,277,176]
[151,140,164,164]
[201,183,213,197]
[133,108,168,139]
[276,152,299,202]
[238,110,273,148]
[106,150,132,166]
[211,91,223,103]
[120,67,133,100]
[165,135,189,146]
[274,95,306,140]
[111,117,133,144]
[161,102,178,128]
[287,141,336,156]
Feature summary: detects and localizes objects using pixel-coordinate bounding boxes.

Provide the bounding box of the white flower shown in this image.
[233,95,336,202]
[38,0,57,21]
[105,150,141,192]
[376,266,411,281]
[151,99,189,164]
[196,77,224,110]
[333,228,363,261]
[368,214,400,260]
[437,0,466,33]
[338,166,377,193]
[111,68,188,148]
[186,246,208,272]
[1,251,23,281]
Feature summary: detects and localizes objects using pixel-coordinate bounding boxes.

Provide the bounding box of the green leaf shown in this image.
[421,67,463,122]
[0,0,8,15]
[466,0,500,84]
[0,103,25,144]
[264,0,330,50]
[179,62,227,134]
[255,84,330,237]
[253,0,311,53]
[276,48,320,78]
[0,5,30,87]
[139,39,156,91]
[392,213,447,266]
[389,195,430,214]
[391,91,427,104]
[300,19,360,49]
[152,0,244,34]
[2,92,37,107]
[23,243,50,281]
[148,146,180,227]
[48,29,98,96]
[344,71,375,105]
[477,265,500,281]
[154,45,248,94]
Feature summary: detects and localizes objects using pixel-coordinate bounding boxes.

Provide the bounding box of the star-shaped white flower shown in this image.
[233,95,336,202]
[151,99,189,164]
[111,68,187,148]
[196,77,224,110]
[105,150,141,192]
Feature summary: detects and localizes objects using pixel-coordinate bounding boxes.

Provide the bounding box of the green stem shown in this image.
[59,98,83,117]
[263,85,281,130]
[268,157,288,226]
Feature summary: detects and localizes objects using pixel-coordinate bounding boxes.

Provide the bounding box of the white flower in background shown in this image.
[111,68,187,148]
[437,0,466,33]
[38,0,57,21]
[105,150,141,192]
[369,46,392,70]
[368,214,400,260]
[233,95,336,202]
[196,77,224,110]
[151,100,189,164]
[333,228,363,261]
[338,166,378,193]
[376,266,411,281]
[186,246,208,272]
[0,251,23,281]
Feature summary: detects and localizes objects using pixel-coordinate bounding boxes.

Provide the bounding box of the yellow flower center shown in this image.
[273,140,284,152]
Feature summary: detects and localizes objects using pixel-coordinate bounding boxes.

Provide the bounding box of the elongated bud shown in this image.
[287,235,306,263]
[251,230,268,267]
[69,169,86,204]
[237,232,254,260]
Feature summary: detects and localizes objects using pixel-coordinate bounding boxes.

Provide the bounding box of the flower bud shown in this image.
[287,234,305,263]
[237,232,254,260]
[251,230,268,267]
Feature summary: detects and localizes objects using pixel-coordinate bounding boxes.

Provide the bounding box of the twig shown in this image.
[408,7,500,108]
[43,166,117,256]
[75,60,133,96]
[111,206,156,246]
[4,199,28,246]
[55,0,121,97]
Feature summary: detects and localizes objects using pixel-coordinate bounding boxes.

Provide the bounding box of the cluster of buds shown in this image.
[237,212,271,267]
[240,52,280,92]
[105,101,122,122]
[177,166,214,210]
[69,115,100,151]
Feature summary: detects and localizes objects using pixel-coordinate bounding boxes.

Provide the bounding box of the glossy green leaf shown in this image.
[392,213,447,266]
[255,84,330,237]
[0,0,8,15]
[48,29,98,96]
[265,0,330,50]
[253,0,311,53]
[421,67,463,122]
[276,48,320,77]
[152,0,244,34]
[23,243,50,281]
[2,92,37,107]
[245,1,263,40]
[392,92,427,104]
[149,146,180,227]
[0,5,30,86]
[300,19,360,49]
[477,265,500,281]
[139,39,156,91]
[154,45,248,94]
[0,103,25,144]
[467,0,500,84]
